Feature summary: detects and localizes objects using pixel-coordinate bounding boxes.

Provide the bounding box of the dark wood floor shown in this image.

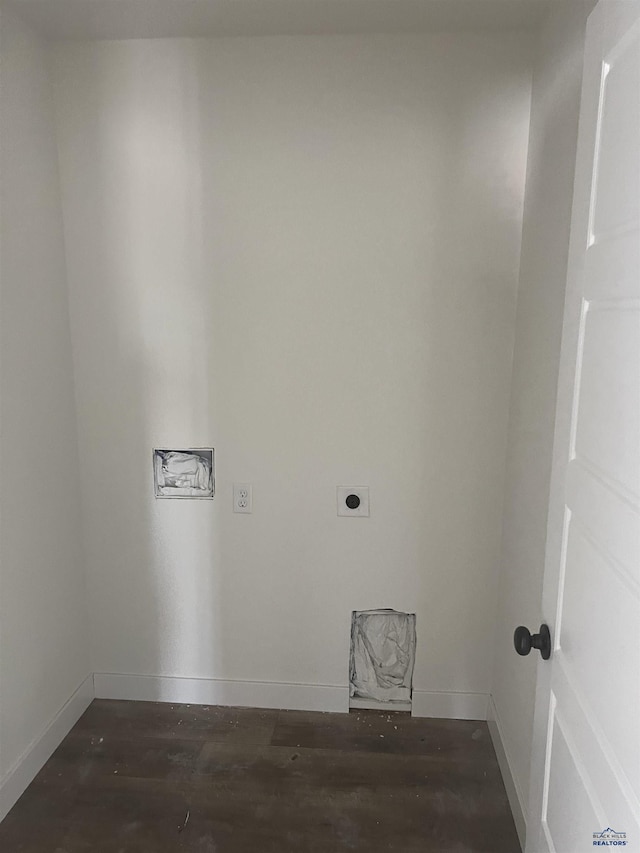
[0,700,520,852]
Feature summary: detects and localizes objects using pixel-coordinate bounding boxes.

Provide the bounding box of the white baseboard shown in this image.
[411,690,489,720]
[95,676,489,721]
[487,695,527,851]
[94,673,350,713]
[0,673,94,823]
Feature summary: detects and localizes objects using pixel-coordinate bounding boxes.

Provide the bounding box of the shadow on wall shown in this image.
[62,40,225,689]
[421,49,531,696]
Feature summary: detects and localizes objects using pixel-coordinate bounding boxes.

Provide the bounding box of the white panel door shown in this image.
[526,2,640,852]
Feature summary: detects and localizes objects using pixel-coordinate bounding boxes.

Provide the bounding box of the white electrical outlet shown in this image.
[233,483,252,513]
[337,486,369,517]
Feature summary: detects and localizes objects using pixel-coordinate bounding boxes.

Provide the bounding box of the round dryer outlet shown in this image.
[337,486,369,517]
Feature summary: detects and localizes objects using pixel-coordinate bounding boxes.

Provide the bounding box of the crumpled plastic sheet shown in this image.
[349,609,416,702]
[153,448,214,498]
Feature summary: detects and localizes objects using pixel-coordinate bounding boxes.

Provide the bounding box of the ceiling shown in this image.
[6,0,552,40]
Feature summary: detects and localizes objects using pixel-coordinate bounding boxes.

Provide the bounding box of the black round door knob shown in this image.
[513,624,551,660]
[345,494,361,510]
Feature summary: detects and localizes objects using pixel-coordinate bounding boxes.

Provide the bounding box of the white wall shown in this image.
[0,10,91,808]
[52,33,532,706]
[490,0,595,833]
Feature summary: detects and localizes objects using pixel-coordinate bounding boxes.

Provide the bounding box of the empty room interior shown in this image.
[1,0,638,850]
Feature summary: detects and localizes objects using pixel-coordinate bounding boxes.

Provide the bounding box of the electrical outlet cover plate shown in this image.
[337,486,369,517]
[233,483,252,513]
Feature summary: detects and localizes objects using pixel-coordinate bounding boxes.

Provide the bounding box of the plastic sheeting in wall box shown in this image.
[349,609,416,703]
